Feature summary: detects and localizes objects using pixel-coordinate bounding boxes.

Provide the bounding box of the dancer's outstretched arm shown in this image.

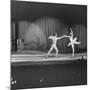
[74,41,80,44]
[57,35,66,40]
[63,35,71,38]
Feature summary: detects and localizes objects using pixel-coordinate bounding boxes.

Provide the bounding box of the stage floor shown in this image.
[11,51,87,66]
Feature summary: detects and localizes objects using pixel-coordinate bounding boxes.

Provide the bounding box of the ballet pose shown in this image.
[64,28,80,56]
[48,33,65,56]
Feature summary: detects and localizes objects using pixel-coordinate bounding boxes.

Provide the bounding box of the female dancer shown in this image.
[64,28,80,56]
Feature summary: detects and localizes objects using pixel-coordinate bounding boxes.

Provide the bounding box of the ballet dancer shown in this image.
[64,28,80,56]
[48,33,65,56]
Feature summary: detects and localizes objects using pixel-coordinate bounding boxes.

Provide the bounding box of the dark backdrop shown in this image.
[11,0,87,26]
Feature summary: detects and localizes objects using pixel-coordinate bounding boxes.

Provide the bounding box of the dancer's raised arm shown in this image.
[70,28,74,37]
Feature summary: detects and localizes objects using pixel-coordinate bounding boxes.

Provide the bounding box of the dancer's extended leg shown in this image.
[54,45,58,56]
[48,45,54,56]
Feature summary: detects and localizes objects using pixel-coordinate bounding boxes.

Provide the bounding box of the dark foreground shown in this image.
[11,60,87,90]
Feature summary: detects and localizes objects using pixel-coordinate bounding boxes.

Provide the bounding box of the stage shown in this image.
[11,51,87,66]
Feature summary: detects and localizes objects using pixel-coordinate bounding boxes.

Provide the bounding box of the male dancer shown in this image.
[48,33,65,56]
[64,28,80,56]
